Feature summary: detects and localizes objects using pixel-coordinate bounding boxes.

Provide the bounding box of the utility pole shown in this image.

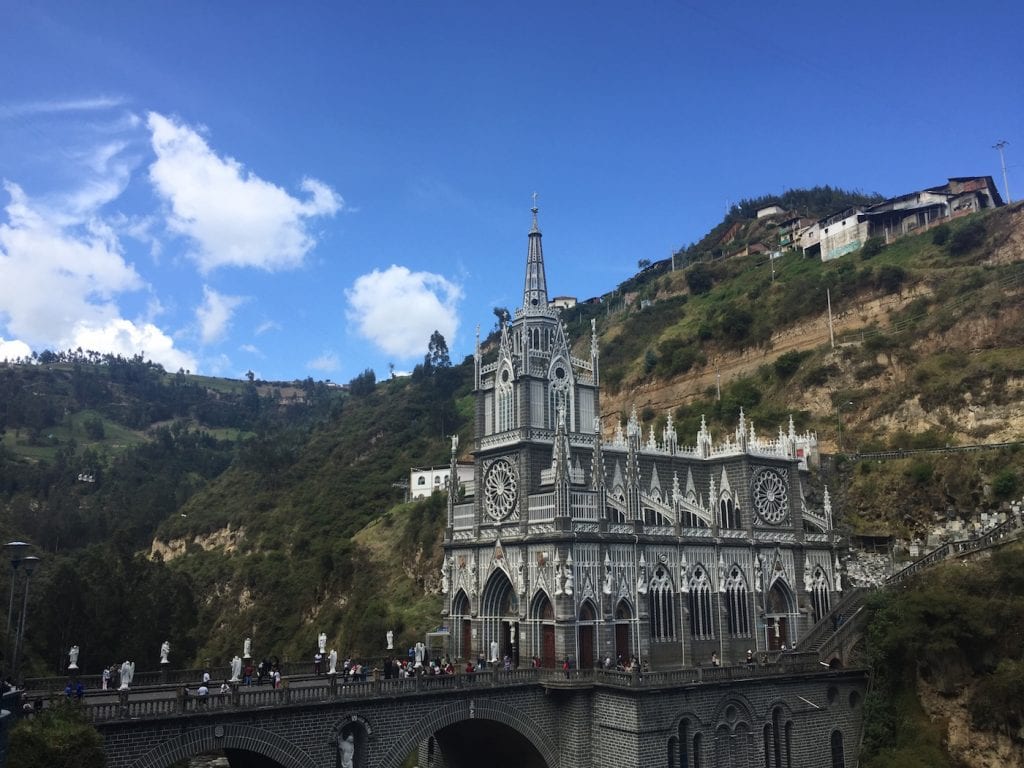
[994,140,1012,203]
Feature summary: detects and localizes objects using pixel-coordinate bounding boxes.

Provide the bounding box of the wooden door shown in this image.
[461,619,472,661]
[615,623,630,662]
[579,625,594,669]
[542,625,556,667]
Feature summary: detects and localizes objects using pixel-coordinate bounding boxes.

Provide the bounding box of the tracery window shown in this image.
[725,565,750,637]
[688,566,714,639]
[811,567,831,624]
[497,368,515,432]
[648,566,676,641]
[719,493,741,529]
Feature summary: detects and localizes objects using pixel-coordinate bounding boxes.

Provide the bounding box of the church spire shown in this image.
[523,194,549,313]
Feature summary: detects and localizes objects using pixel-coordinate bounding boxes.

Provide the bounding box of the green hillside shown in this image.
[2,195,1023,703]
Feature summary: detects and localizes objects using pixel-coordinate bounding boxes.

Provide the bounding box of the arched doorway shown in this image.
[614,599,633,663]
[530,590,555,667]
[481,570,517,664]
[452,589,472,661]
[577,601,597,669]
[765,578,796,650]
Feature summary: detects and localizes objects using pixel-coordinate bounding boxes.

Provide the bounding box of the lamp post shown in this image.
[12,555,40,685]
[4,541,30,681]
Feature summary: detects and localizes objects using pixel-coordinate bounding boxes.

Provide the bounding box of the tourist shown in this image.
[562,656,571,679]
[464,660,475,674]
[746,650,754,667]
[273,668,282,689]
[314,651,323,675]
[243,662,254,685]
[197,683,209,696]
[710,652,720,667]
[101,666,110,690]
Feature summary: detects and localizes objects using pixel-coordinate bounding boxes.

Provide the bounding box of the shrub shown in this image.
[992,469,1018,499]
[861,236,885,260]
[685,263,714,295]
[931,223,950,245]
[773,350,806,380]
[875,265,907,294]
[906,460,933,485]
[948,221,986,256]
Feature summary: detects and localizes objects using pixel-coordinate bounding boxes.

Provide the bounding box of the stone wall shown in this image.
[97,669,867,768]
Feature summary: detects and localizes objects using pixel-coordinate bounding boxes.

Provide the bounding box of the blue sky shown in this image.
[2,1,1021,382]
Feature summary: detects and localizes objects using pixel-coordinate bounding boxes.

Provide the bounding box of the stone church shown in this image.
[441,206,840,670]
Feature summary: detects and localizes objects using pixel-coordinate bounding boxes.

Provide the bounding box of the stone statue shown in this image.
[415,642,425,665]
[119,660,135,690]
[509,624,517,646]
[516,560,525,596]
[230,655,242,682]
[328,649,338,675]
[489,640,499,663]
[441,557,450,594]
[386,630,394,650]
[68,645,79,670]
[243,637,251,659]
[318,632,327,654]
[160,640,171,665]
[339,733,355,768]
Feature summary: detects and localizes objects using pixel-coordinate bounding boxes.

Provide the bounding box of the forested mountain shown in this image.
[2,195,1023,697]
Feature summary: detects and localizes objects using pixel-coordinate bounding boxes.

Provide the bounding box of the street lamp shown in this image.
[4,541,30,680]
[12,555,40,685]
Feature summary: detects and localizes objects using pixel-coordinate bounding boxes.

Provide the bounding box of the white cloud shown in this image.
[0,181,196,373]
[70,319,197,373]
[0,338,32,362]
[308,351,340,372]
[239,343,262,356]
[147,112,342,272]
[196,285,245,345]
[345,265,461,358]
[0,96,127,120]
[255,320,280,336]
[0,182,142,341]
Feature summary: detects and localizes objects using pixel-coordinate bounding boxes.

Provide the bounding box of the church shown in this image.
[441,205,840,670]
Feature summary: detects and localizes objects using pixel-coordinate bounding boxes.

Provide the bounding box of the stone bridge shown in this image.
[89,664,868,768]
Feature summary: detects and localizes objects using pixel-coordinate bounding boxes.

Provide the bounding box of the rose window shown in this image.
[751,468,788,525]
[484,459,518,521]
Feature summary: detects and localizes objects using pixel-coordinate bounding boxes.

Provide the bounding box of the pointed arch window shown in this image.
[719,493,741,529]
[496,367,515,432]
[648,566,676,641]
[549,362,572,431]
[811,567,831,624]
[688,566,714,640]
[725,566,751,637]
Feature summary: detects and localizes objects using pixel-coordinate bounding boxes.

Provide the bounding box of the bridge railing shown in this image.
[77,659,850,724]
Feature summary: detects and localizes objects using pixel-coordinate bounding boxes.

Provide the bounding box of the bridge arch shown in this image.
[377,697,559,768]
[128,723,317,768]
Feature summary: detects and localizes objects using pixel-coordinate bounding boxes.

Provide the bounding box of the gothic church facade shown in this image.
[441,207,840,669]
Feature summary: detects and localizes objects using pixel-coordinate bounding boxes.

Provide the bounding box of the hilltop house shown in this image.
[813,176,1003,261]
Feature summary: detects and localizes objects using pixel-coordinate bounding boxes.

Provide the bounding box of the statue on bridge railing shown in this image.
[243,637,252,659]
[328,649,338,675]
[68,645,79,670]
[160,640,171,665]
[318,631,327,655]
[386,629,394,650]
[338,733,355,768]
[119,660,135,690]
[230,655,242,682]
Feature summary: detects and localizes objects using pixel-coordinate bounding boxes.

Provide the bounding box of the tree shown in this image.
[427,331,451,370]
[686,264,714,296]
[348,368,376,396]
[9,702,106,768]
[637,258,651,270]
